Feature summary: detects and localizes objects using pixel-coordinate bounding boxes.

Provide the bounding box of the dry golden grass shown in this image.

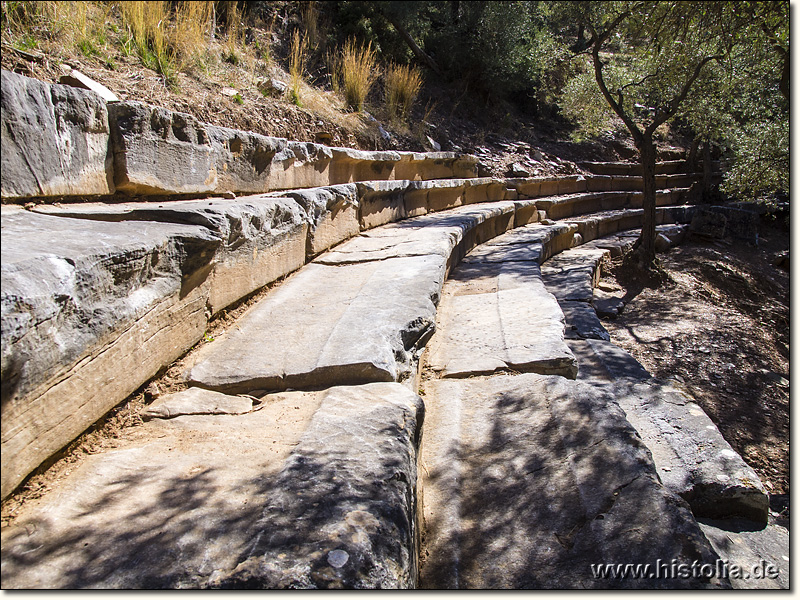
[173,0,213,68]
[339,38,377,112]
[385,62,422,122]
[289,29,308,105]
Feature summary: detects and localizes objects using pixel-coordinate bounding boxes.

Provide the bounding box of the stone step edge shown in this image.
[1,70,478,202]
[538,229,769,522]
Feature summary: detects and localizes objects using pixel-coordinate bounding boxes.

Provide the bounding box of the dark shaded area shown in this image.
[603,222,789,497]
[419,375,727,589]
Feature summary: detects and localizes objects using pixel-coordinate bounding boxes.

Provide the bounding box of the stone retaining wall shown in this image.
[1,70,478,202]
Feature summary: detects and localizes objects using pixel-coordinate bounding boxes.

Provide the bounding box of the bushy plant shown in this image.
[339,38,377,112]
[384,62,422,121]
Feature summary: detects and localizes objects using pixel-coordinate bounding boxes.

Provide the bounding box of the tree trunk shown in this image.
[638,136,658,265]
[702,140,713,202]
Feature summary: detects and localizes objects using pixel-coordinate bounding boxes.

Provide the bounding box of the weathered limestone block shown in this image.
[419,374,726,589]
[394,151,478,180]
[207,125,332,192]
[507,178,541,198]
[108,101,216,195]
[356,180,409,229]
[557,174,587,194]
[188,254,445,394]
[541,247,608,303]
[536,193,609,220]
[512,199,539,225]
[1,206,221,500]
[580,339,770,522]
[329,148,401,183]
[277,184,358,258]
[1,69,114,199]
[34,194,310,315]
[426,260,577,379]
[142,387,254,420]
[585,175,614,191]
[1,383,423,589]
[538,176,561,196]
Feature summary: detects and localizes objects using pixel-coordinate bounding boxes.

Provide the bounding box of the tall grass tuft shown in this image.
[339,38,377,112]
[222,0,241,63]
[173,0,212,68]
[288,29,307,106]
[118,0,177,86]
[385,63,422,122]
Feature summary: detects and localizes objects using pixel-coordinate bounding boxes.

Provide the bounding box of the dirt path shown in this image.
[600,220,789,512]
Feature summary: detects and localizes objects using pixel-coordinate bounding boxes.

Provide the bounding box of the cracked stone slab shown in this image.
[419,374,726,589]
[1,206,220,500]
[141,388,254,420]
[33,194,309,314]
[315,202,516,266]
[426,259,577,379]
[188,254,445,394]
[1,383,423,589]
[574,339,769,522]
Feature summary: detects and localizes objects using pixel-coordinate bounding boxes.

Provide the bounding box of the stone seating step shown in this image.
[187,202,521,395]
[579,160,711,176]
[568,339,769,523]
[418,373,727,589]
[425,222,581,380]
[538,233,769,523]
[535,188,688,221]
[0,382,423,589]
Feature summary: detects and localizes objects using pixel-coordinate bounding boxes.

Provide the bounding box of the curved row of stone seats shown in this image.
[578,159,720,176]
[3,160,653,501]
[538,234,769,523]
[1,70,478,201]
[417,224,728,588]
[186,201,531,395]
[534,188,687,220]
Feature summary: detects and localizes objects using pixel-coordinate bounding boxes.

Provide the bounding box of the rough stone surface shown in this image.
[1,206,220,500]
[141,388,254,420]
[34,194,309,314]
[109,101,216,195]
[1,383,423,589]
[419,374,726,589]
[426,260,577,379]
[1,69,114,198]
[573,339,769,522]
[698,518,789,589]
[188,255,445,394]
[541,247,608,303]
[276,184,359,257]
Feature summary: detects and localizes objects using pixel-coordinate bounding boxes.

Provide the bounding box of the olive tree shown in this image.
[562,1,757,266]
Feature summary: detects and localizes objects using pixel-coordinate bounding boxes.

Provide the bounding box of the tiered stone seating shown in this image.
[1,70,775,590]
